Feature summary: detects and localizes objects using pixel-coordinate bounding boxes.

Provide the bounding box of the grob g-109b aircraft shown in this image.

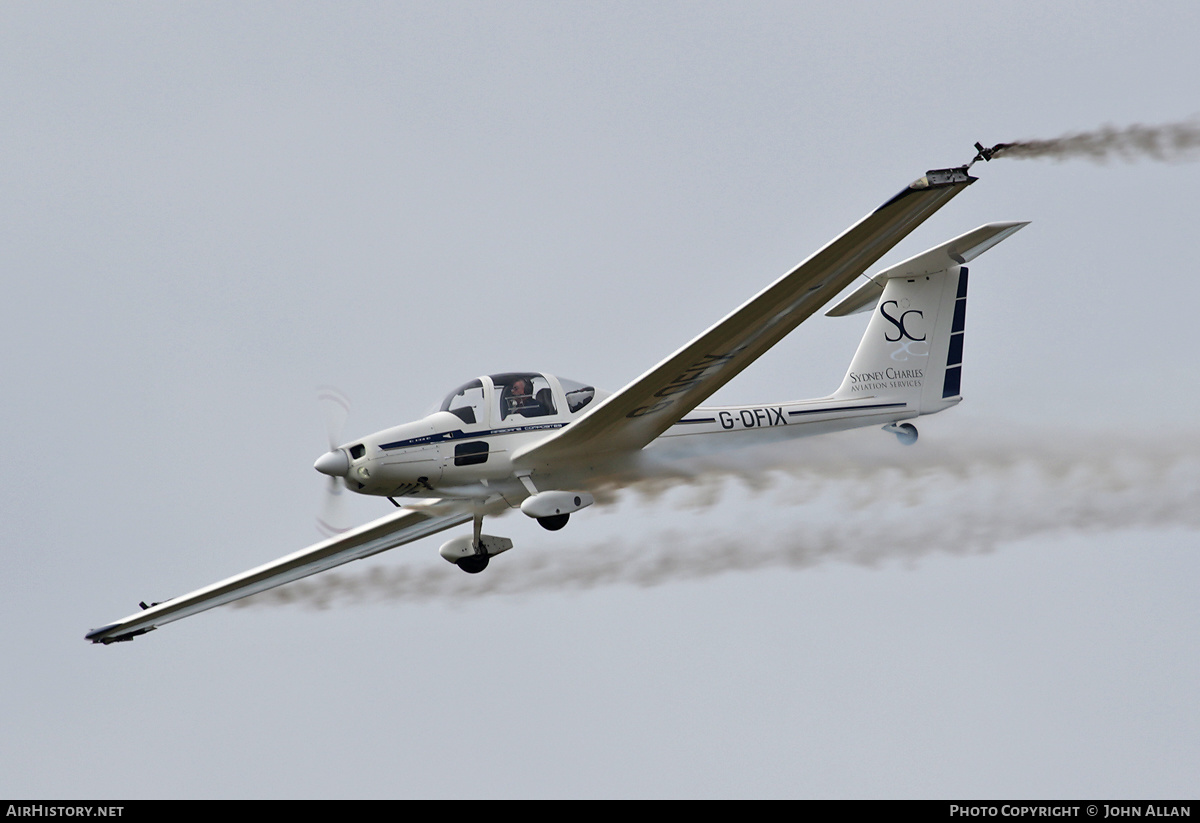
[86,163,1026,644]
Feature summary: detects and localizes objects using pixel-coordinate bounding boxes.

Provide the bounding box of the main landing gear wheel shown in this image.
[538,513,570,531]
[457,554,490,574]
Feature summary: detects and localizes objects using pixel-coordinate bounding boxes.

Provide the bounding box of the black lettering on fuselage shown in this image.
[724,406,786,430]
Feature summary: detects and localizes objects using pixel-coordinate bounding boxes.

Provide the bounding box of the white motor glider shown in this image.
[87,164,1026,643]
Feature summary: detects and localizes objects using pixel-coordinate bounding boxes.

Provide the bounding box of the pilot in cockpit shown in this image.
[502,377,536,419]
[501,376,554,420]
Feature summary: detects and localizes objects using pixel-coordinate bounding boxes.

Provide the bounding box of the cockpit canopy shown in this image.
[437,373,600,427]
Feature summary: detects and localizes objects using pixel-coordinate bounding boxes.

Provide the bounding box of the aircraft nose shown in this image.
[314,449,350,477]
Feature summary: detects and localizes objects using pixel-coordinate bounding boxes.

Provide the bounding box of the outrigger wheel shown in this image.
[882,421,919,445]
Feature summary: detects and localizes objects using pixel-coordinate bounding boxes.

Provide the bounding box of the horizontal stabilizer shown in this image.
[825,221,1028,317]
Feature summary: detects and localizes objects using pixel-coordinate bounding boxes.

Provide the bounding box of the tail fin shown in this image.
[829,222,1028,414]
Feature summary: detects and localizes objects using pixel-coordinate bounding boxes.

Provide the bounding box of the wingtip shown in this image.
[85,623,120,644]
[85,623,154,644]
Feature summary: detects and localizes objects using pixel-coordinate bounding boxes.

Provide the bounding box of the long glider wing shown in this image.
[85,504,474,644]
[513,166,976,468]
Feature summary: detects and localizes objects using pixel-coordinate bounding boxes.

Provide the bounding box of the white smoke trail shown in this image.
[989,119,1200,164]
[236,427,1200,610]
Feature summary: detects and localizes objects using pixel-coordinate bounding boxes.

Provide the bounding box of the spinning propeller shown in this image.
[315,386,353,537]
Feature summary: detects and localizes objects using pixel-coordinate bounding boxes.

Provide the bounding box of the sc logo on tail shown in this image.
[880,300,926,342]
[880,300,928,361]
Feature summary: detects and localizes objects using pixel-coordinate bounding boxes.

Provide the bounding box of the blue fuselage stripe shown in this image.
[787,402,906,417]
[378,421,568,452]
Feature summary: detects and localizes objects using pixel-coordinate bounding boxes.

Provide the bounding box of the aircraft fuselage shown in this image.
[324,371,931,504]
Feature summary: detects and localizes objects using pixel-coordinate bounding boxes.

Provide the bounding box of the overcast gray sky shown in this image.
[3,1,1198,798]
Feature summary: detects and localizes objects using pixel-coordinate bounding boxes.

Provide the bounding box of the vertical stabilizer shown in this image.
[833,266,965,414]
[830,221,1028,416]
